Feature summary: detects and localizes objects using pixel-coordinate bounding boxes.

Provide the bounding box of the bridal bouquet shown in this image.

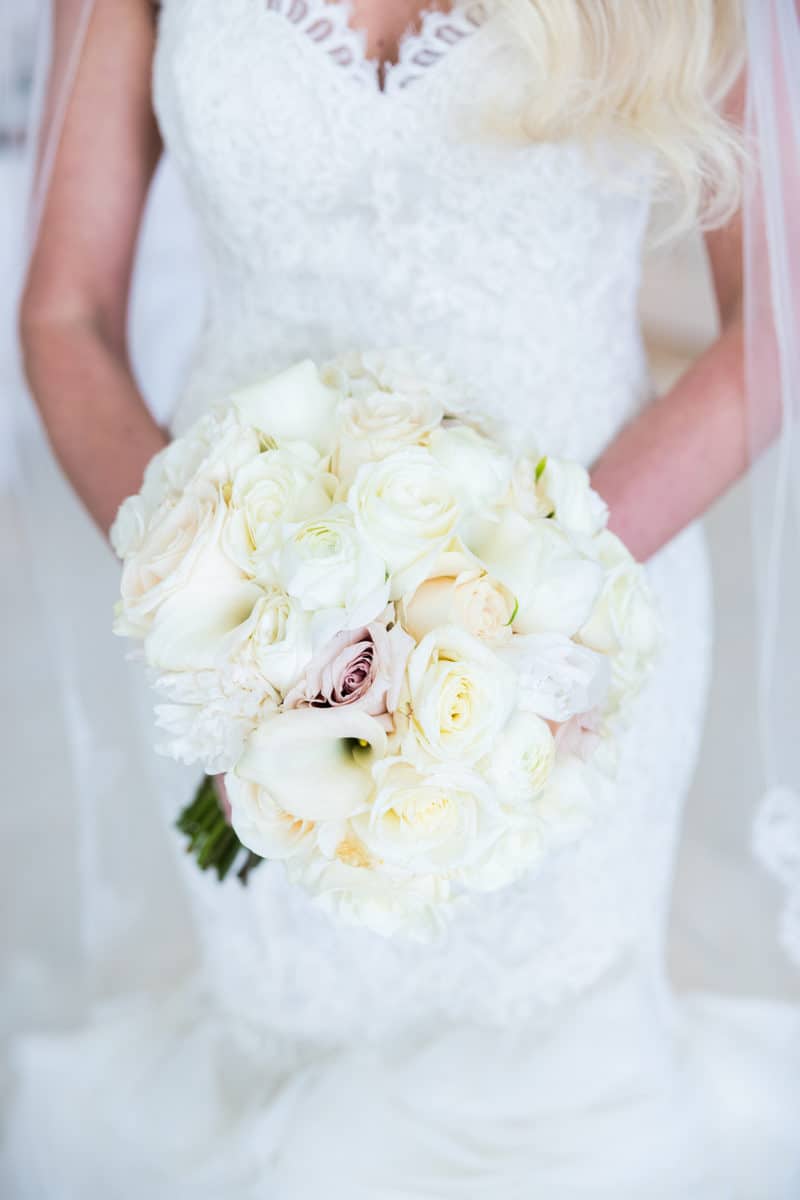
[111,350,660,938]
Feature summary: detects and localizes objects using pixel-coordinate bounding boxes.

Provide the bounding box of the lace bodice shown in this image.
[150,0,712,1042]
[155,0,652,463]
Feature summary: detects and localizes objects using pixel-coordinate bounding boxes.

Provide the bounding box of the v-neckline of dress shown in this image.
[263,0,493,97]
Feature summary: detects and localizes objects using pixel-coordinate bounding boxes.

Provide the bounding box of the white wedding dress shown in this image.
[4,1,800,1196]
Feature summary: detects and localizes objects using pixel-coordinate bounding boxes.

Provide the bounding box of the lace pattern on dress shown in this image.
[263,0,490,93]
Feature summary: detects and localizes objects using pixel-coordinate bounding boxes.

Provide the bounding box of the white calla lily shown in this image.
[232,360,339,452]
[235,707,387,822]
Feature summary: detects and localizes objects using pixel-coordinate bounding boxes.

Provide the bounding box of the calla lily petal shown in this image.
[236,708,387,821]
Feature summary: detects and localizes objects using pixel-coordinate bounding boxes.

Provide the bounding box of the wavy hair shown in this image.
[496,0,746,231]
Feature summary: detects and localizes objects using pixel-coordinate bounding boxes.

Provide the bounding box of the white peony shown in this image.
[426,423,512,514]
[232,360,340,453]
[223,442,332,579]
[495,632,611,723]
[347,448,460,600]
[279,504,389,629]
[463,508,604,637]
[405,624,516,766]
[353,758,500,873]
[510,451,608,536]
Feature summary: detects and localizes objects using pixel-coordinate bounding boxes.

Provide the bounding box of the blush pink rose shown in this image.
[284,614,414,730]
[554,708,603,762]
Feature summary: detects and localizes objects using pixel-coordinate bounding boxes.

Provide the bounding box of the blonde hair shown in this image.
[497,0,746,232]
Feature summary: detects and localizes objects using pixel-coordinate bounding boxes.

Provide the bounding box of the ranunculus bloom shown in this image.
[284,612,413,730]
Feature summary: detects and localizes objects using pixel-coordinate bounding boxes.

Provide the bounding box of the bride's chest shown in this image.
[152,0,648,262]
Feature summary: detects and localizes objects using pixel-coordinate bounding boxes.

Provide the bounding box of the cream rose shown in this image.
[402,568,516,644]
[405,625,516,766]
[330,383,443,487]
[463,508,603,637]
[347,448,460,600]
[279,504,389,623]
[115,480,243,639]
[223,443,332,579]
[353,758,499,873]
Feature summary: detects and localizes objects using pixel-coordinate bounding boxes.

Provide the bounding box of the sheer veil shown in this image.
[9,0,204,1014]
[745,0,800,970]
[7,0,799,1009]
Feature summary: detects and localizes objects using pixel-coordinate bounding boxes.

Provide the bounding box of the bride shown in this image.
[4,0,800,1195]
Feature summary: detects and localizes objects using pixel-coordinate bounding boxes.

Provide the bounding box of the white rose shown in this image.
[322,347,464,413]
[291,847,451,941]
[222,584,313,695]
[580,530,661,659]
[495,632,611,722]
[353,758,499,873]
[347,448,460,600]
[405,625,516,766]
[235,706,387,823]
[225,772,317,862]
[534,754,613,846]
[483,710,555,806]
[330,382,443,487]
[510,452,608,536]
[111,412,263,561]
[427,423,512,514]
[114,480,246,640]
[146,410,261,504]
[223,443,332,579]
[402,568,516,644]
[463,508,604,637]
[110,494,148,559]
[279,504,389,628]
[232,360,339,453]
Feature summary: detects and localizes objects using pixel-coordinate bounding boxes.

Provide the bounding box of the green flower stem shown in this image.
[175,776,265,884]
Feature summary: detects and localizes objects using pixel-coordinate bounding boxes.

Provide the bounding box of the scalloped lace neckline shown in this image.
[264,0,492,95]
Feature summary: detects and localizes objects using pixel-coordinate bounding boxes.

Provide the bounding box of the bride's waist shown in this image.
[173,309,649,462]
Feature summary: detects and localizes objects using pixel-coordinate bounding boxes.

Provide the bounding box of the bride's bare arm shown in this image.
[590,76,752,562]
[20,0,165,540]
